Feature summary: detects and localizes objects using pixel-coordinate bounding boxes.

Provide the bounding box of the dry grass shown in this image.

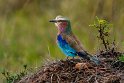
[18,51,124,83]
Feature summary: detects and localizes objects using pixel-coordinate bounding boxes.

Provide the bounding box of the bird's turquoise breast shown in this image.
[57,34,77,57]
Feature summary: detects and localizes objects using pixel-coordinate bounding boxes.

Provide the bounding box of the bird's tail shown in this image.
[88,55,100,65]
[77,52,100,65]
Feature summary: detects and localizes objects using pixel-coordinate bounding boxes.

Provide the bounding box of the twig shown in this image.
[51,74,54,83]
[87,75,94,82]
[74,75,79,83]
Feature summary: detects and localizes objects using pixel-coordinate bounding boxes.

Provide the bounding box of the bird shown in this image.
[49,15,100,64]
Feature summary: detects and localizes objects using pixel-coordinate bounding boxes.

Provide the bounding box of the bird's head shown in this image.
[49,15,71,33]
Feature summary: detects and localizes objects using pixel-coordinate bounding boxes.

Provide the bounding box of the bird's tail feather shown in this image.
[77,52,90,60]
[77,52,100,65]
[88,55,100,65]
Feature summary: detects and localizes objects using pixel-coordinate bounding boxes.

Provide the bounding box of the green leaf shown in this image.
[119,55,124,62]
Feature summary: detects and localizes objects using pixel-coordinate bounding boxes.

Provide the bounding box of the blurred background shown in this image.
[0,0,124,82]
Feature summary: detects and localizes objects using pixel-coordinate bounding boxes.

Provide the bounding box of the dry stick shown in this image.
[94,67,99,83]
[94,70,99,83]
[74,71,81,83]
[87,75,94,82]
[74,75,79,83]
[57,74,60,83]
[51,74,54,83]
[33,72,46,83]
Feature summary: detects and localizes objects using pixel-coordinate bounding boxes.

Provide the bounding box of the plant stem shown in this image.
[99,24,108,51]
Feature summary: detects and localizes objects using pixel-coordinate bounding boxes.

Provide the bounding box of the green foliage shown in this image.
[1,65,28,83]
[119,42,124,62]
[89,17,113,51]
[119,54,124,62]
[90,17,124,62]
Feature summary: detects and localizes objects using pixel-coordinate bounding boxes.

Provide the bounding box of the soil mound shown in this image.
[18,52,124,83]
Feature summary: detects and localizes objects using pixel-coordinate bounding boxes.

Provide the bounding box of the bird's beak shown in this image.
[49,19,57,23]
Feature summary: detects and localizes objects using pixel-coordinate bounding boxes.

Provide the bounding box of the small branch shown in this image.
[51,74,54,83]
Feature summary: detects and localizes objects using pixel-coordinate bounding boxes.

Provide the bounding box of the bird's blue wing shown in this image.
[57,34,77,57]
[57,34,100,64]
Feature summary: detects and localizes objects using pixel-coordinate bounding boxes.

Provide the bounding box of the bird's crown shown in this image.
[55,15,69,21]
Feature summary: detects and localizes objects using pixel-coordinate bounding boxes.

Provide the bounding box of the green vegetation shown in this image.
[90,17,124,62]
[89,17,113,51]
[0,0,124,82]
[1,65,28,83]
[119,54,124,62]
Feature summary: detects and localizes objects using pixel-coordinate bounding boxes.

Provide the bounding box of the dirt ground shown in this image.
[18,51,124,83]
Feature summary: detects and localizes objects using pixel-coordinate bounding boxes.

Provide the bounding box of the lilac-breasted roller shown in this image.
[49,15,100,64]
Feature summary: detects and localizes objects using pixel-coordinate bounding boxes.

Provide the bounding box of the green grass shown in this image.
[1,65,28,83]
